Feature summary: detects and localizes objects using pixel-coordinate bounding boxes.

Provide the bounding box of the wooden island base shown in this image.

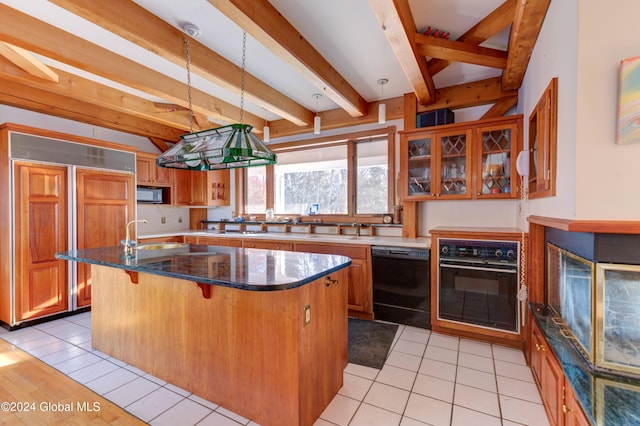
[90,265,348,426]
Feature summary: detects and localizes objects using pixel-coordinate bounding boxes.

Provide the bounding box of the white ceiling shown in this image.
[0,0,508,122]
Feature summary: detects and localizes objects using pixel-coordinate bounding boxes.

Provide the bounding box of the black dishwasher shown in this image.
[371,246,431,329]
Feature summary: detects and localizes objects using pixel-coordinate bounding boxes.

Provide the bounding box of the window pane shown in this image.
[245,166,266,214]
[274,146,348,215]
[356,139,388,214]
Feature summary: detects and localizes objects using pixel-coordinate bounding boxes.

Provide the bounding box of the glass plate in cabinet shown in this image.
[436,130,470,199]
[406,136,433,197]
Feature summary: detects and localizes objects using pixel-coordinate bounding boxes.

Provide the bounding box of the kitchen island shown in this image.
[56,244,351,426]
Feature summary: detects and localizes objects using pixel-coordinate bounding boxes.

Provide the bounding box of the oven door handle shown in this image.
[440,263,517,274]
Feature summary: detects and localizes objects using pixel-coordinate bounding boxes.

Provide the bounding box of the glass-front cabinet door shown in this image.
[436,130,471,199]
[399,115,522,202]
[405,134,435,198]
[476,122,519,199]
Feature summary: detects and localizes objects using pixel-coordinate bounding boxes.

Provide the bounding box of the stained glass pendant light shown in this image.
[157,27,276,170]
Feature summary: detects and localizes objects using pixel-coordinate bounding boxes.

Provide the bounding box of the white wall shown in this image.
[573,0,640,219]
[0,105,159,152]
[520,0,579,222]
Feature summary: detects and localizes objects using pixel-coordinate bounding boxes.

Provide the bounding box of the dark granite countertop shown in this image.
[56,245,351,291]
[530,303,640,425]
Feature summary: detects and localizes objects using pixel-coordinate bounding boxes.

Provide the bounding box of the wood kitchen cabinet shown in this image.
[76,169,135,307]
[183,235,242,247]
[528,78,557,199]
[13,162,69,322]
[173,169,230,207]
[400,115,521,201]
[0,123,137,326]
[295,242,372,319]
[563,380,591,426]
[136,152,173,187]
[139,236,184,244]
[529,313,590,426]
[242,239,293,251]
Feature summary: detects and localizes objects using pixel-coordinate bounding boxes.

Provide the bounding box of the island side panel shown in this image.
[299,268,348,426]
[90,265,347,426]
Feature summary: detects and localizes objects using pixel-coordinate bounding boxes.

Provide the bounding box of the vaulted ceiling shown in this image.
[0,0,550,151]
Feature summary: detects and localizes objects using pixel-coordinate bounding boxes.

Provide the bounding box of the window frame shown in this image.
[236,126,396,222]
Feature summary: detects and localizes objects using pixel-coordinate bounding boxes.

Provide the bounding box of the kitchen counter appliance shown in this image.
[372,245,430,328]
[437,238,519,333]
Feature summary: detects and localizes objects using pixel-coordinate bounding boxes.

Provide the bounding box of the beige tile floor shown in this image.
[0,313,549,425]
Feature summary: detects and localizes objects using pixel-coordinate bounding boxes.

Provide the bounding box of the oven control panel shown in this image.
[439,239,518,263]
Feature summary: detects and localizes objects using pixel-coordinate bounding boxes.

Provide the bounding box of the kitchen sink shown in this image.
[135,243,189,250]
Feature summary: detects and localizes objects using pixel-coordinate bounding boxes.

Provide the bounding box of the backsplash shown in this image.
[136,204,190,234]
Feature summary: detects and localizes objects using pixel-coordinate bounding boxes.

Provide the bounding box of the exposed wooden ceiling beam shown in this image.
[369,0,437,105]
[481,95,518,119]
[0,3,265,130]
[415,34,508,69]
[0,78,184,144]
[271,77,517,137]
[0,42,59,82]
[417,77,517,113]
[0,57,198,132]
[148,137,170,152]
[49,0,312,127]
[270,97,404,138]
[502,0,551,90]
[207,0,368,118]
[428,0,517,76]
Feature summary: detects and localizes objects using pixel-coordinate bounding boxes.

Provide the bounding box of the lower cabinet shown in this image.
[144,235,374,319]
[183,236,241,247]
[563,380,591,426]
[242,239,293,251]
[295,243,372,319]
[529,312,590,426]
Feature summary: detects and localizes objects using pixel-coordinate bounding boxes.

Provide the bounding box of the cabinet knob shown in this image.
[478,192,482,196]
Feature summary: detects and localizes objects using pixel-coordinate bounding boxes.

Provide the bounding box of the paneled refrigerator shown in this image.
[4,130,136,327]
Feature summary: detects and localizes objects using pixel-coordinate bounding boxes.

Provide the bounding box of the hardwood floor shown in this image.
[0,339,145,425]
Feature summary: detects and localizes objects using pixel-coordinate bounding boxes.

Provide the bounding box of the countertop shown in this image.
[56,245,352,291]
[530,303,640,425]
[139,230,431,249]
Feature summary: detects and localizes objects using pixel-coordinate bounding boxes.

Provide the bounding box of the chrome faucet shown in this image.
[352,220,361,237]
[123,219,148,255]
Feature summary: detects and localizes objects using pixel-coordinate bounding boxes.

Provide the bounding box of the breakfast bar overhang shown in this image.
[56,244,352,426]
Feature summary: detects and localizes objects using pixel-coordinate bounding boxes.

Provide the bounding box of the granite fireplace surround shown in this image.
[529,218,640,425]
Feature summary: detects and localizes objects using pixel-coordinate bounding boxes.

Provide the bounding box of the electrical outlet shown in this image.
[161,216,166,224]
[304,305,311,325]
[178,216,183,223]
[92,128,100,138]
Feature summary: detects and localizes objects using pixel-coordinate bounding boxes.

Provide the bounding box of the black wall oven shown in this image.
[372,246,430,329]
[437,239,519,333]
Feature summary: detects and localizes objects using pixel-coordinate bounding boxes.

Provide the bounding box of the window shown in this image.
[274,145,348,215]
[356,139,388,214]
[243,127,395,219]
[245,166,266,213]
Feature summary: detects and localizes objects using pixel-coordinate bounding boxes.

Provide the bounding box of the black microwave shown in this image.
[136,187,164,203]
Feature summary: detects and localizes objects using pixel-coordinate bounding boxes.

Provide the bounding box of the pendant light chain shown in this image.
[184,37,194,133]
[239,31,247,125]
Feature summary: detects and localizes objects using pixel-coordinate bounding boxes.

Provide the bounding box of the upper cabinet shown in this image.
[136,152,173,187]
[400,115,522,201]
[173,169,230,207]
[528,78,558,199]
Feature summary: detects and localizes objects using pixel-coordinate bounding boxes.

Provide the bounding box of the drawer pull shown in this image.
[325,276,339,287]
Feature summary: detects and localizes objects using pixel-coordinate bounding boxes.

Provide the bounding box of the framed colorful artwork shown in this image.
[617,56,640,144]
